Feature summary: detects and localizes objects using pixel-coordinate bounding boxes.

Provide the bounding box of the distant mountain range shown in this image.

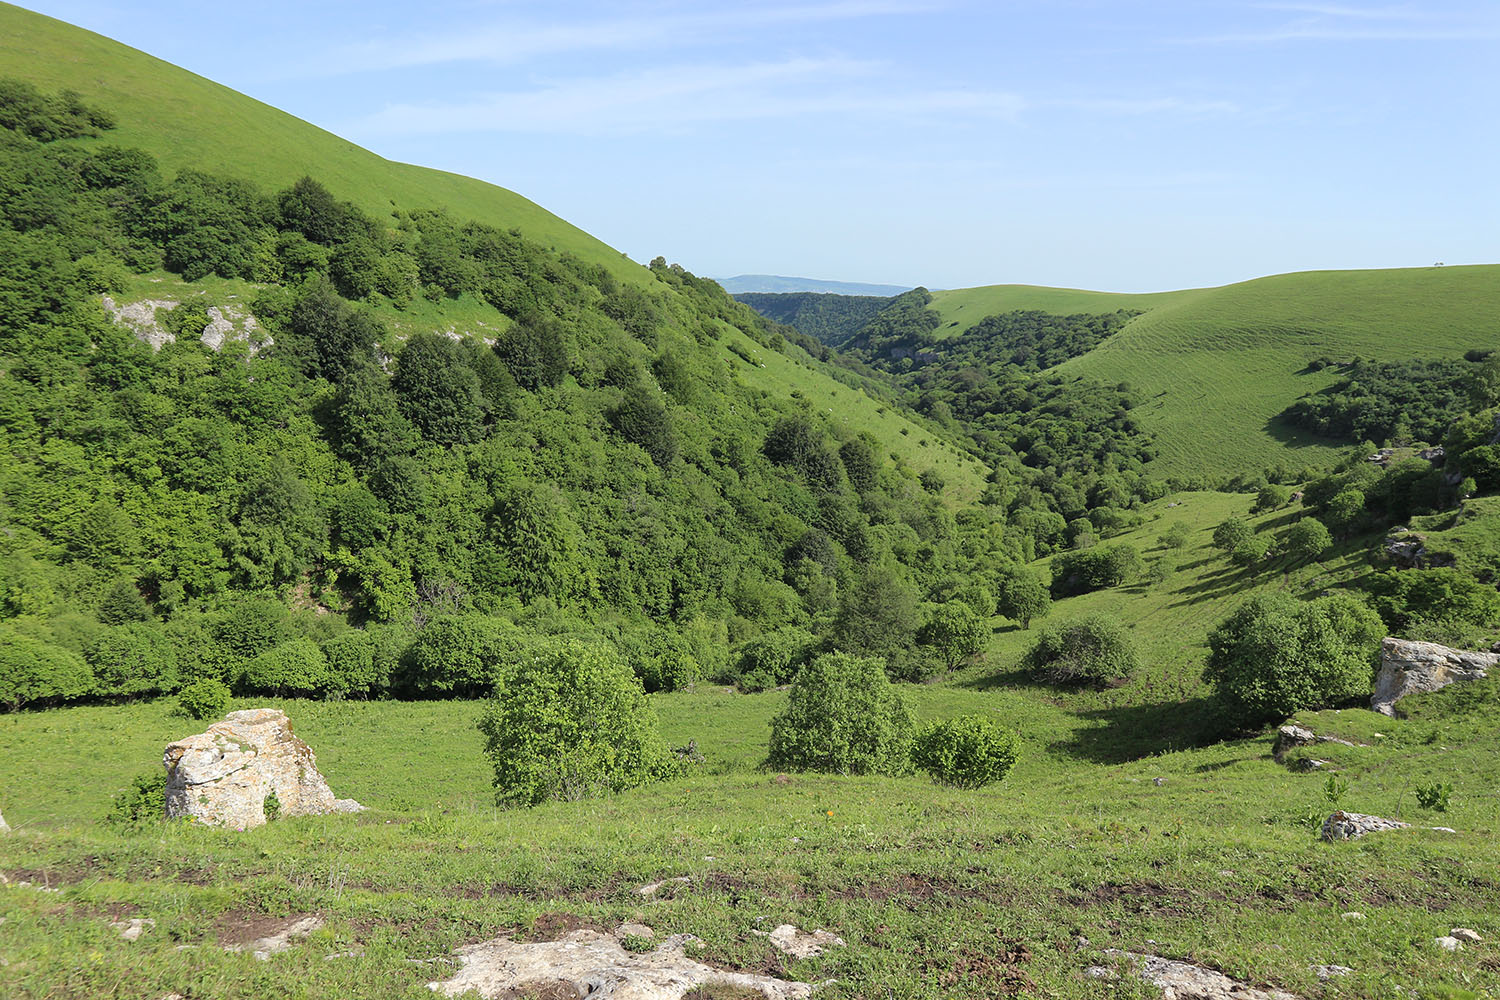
[714,274,916,296]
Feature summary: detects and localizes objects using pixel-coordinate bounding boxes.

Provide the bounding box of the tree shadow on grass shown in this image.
[1049,696,1228,764]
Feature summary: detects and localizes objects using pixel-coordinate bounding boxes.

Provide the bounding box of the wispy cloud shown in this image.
[344,57,1025,137]
[1057,97,1239,115]
[314,1,938,77]
[1173,2,1500,43]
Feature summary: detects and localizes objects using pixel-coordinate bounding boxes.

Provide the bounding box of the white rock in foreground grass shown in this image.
[1321,811,1411,841]
[1433,935,1463,952]
[1451,928,1483,943]
[427,929,816,999]
[163,709,362,829]
[111,917,155,941]
[754,925,846,959]
[0,808,8,833]
[1090,950,1302,1000]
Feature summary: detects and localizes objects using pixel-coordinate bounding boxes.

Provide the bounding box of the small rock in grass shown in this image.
[1433,936,1463,951]
[635,876,691,897]
[1312,964,1353,979]
[111,918,156,941]
[754,924,846,959]
[1152,777,1166,786]
[615,923,654,940]
[1451,928,1482,943]
[1341,912,1366,921]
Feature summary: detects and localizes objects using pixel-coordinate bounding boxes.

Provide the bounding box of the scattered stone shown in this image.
[164,709,358,829]
[1451,928,1483,943]
[426,929,815,999]
[1152,777,1167,786]
[635,876,692,898]
[225,914,325,961]
[1371,638,1495,716]
[1341,912,1366,921]
[1433,935,1463,952]
[0,808,8,833]
[331,799,367,814]
[1430,826,1458,834]
[1296,759,1329,772]
[753,924,846,959]
[1321,811,1411,841]
[1098,950,1301,1000]
[111,917,156,941]
[325,949,365,960]
[1311,964,1352,980]
[616,923,655,940]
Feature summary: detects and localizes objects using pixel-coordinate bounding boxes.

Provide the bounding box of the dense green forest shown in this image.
[1282,356,1479,445]
[734,290,894,346]
[0,80,1035,708]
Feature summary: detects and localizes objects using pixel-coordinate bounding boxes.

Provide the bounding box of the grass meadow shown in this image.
[4,493,1499,999]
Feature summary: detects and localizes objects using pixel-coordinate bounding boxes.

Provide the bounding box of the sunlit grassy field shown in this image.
[4,493,1498,999]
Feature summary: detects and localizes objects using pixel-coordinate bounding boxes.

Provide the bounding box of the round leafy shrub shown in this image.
[729,627,816,692]
[236,638,328,697]
[997,568,1050,628]
[477,639,675,806]
[767,652,914,776]
[404,614,515,697]
[912,715,1021,788]
[917,601,989,672]
[89,623,177,698]
[1230,534,1273,569]
[321,631,382,697]
[615,624,700,693]
[176,678,231,720]
[1205,591,1384,726]
[1026,614,1138,688]
[0,625,93,710]
[1211,517,1252,553]
[105,770,164,828]
[1284,518,1332,562]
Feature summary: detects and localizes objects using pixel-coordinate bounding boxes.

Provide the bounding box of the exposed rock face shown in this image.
[754,924,845,959]
[1371,638,1494,716]
[427,928,815,999]
[163,709,358,828]
[1088,950,1301,1000]
[1321,811,1410,841]
[102,296,270,354]
[1383,532,1428,568]
[1273,725,1362,763]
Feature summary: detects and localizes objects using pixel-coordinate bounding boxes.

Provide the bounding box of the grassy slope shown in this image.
[3,494,1497,998]
[0,2,644,286]
[932,266,1500,480]
[721,327,989,502]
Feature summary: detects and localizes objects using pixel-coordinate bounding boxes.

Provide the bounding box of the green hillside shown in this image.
[931,266,1500,478]
[0,2,643,285]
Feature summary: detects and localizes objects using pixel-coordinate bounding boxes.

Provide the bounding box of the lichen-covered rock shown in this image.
[163,709,352,828]
[1090,950,1301,1000]
[1321,810,1410,841]
[1371,638,1494,716]
[427,929,815,999]
[754,924,845,959]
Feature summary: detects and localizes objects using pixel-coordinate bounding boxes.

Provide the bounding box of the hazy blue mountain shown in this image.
[715,274,915,296]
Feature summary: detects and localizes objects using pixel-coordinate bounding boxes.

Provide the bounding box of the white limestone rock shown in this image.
[753,924,845,959]
[1321,811,1411,841]
[164,709,348,829]
[1372,638,1495,716]
[1099,950,1301,1000]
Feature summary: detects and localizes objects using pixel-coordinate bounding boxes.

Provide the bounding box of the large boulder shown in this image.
[1321,811,1410,841]
[1371,638,1495,716]
[163,708,360,828]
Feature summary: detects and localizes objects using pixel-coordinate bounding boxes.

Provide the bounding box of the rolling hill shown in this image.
[930,265,1500,478]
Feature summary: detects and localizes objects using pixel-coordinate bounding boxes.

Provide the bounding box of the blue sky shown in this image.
[22,1,1499,291]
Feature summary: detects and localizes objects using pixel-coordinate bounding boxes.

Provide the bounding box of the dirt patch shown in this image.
[916,933,1034,995]
[521,912,611,942]
[215,911,321,949]
[499,982,580,1000]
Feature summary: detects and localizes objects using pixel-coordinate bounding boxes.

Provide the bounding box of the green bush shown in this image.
[105,770,164,828]
[1284,518,1332,562]
[1026,614,1138,688]
[404,614,515,696]
[729,627,816,692]
[176,677,231,720]
[1211,517,1252,553]
[321,630,382,697]
[614,624,700,693]
[0,625,93,710]
[89,623,177,698]
[1254,484,1291,512]
[1049,544,1140,597]
[477,639,675,806]
[236,638,328,697]
[916,601,989,672]
[1205,591,1384,726]
[767,652,914,776]
[912,715,1020,788]
[996,567,1050,628]
[1230,534,1273,569]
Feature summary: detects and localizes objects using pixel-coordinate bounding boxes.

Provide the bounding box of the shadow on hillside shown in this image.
[1262,413,1342,453]
[1052,697,1226,764]
[1167,564,1255,605]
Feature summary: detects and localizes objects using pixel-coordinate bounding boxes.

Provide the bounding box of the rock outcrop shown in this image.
[163,709,359,828]
[427,928,816,999]
[102,295,270,354]
[1087,950,1301,1000]
[1321,811,1410,841]
[754,924,845,959]
[1273,725,1362,760]
[1371,638,1495,716]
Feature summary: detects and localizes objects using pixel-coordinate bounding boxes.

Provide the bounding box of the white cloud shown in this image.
[315,1,940,77]
[1174,2,1499,43]
[345,57,1024,137]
